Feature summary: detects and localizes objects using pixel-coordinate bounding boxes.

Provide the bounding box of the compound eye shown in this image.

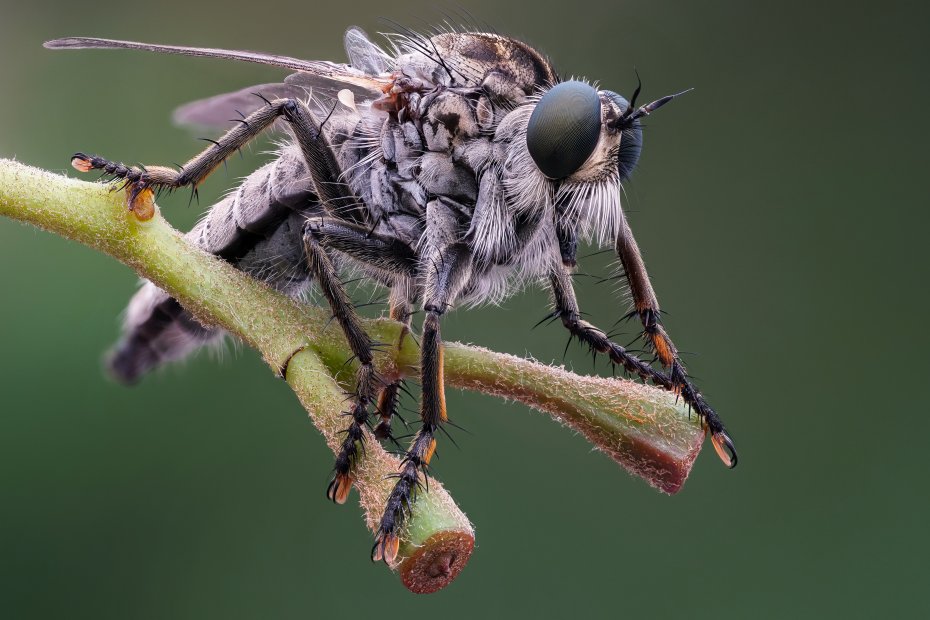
[526,81,602,179]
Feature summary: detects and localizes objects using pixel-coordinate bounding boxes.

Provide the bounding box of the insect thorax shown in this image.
[324,32,562,305]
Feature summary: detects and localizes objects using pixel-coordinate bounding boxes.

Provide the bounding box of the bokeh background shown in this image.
[1,0,928,617]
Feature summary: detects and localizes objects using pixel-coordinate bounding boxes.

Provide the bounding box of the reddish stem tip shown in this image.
[398,530,475,594]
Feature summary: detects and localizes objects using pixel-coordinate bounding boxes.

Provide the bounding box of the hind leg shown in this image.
[71,97,366,223]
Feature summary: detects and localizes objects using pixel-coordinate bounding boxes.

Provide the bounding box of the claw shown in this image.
[371,531,400,564]
[711,431,738,468]
[326,472,353,504]
[71,153,93,173]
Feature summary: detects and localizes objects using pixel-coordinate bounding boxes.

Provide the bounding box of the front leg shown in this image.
[614,217,737,467]
[549,262,737,467]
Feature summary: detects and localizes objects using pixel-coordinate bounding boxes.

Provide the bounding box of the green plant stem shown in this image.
[0,158,705,591]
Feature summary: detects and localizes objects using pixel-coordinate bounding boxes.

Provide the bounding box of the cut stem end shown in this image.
[398,530,476,594]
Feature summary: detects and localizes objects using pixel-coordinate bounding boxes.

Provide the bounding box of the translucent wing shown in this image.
[171,83,311,130]
[343,26,392,74]
[44,37,392,130]
[174,76,385,130]
[43,37,391,92]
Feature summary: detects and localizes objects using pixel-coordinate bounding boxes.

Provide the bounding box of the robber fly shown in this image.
[45,23,737,563]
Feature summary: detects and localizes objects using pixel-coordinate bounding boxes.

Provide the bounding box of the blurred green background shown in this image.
[1,0,928,617]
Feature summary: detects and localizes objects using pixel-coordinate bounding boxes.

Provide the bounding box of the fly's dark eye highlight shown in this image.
[526,80,601,179]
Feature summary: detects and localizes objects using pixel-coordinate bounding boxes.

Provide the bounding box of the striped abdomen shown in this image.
[108,146,319,383]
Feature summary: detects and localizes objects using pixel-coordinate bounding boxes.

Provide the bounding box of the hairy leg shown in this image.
[614,218,736,466]
[550,254,736,467]
[374,284,415,442]
[372,236,473,564]
[303,217,419,445]
[303,217,419,502]
[72,97,365,223]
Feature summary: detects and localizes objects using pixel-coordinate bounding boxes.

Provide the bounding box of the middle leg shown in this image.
[374,283,415,442]
[303,217,419,503]
[303,230,380,504]
[372,239,473,564]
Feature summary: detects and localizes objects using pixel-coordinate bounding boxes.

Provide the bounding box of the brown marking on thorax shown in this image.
[433,33,557,94]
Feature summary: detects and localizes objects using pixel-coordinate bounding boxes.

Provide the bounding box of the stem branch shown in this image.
[0,159,704,592]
